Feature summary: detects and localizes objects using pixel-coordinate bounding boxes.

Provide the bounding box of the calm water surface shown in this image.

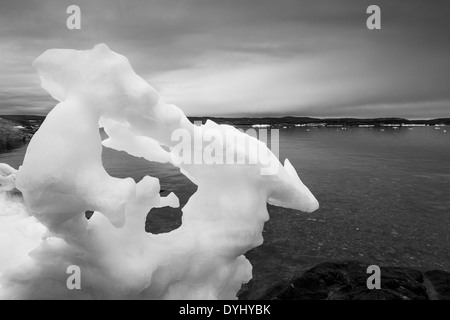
[1,126,449,297]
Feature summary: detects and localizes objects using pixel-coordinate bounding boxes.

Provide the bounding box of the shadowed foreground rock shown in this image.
[424,270,450,300]
[242,260,450,300]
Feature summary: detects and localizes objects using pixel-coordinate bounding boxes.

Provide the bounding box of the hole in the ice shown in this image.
[85,210,94,219]
[98,128,198,233]
[145,206,183,235]
[146,188,183,234]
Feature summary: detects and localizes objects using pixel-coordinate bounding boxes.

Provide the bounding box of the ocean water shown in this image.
[1,126,449,297]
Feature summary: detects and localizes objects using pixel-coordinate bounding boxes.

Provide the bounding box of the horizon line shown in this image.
[0,113,448,121]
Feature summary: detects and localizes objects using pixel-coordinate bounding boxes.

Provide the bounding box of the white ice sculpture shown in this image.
[0,44,318,299]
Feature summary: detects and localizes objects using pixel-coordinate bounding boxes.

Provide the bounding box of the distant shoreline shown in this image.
[189,116,450,127]
[1,114,449,129]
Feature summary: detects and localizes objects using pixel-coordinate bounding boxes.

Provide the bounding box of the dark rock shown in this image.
[424,270,450,300]
[256,260,431,300]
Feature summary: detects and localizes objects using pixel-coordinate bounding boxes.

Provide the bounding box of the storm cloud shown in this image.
[0,0,449,118]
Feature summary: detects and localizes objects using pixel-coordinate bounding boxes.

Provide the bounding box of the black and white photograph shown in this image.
[0,0,449,306]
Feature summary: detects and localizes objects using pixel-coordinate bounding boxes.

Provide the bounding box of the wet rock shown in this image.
[424,270,450,300]
[254,260,433,300]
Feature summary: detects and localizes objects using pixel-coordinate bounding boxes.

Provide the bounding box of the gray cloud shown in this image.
[0,0,449,118]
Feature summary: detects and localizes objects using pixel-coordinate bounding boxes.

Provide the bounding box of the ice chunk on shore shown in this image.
[0,44,318,299]
[0,163,17,192]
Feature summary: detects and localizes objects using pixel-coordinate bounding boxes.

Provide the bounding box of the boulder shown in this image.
[249,260,450,300]
[424,270,450,300]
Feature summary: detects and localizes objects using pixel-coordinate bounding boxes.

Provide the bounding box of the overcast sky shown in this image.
[0,0,449,118]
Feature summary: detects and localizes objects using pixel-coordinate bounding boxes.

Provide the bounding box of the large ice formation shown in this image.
[0,44,318,299]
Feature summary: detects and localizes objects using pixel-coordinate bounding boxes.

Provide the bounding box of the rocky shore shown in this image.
[0,116,43,151]
[239,260,450,300]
